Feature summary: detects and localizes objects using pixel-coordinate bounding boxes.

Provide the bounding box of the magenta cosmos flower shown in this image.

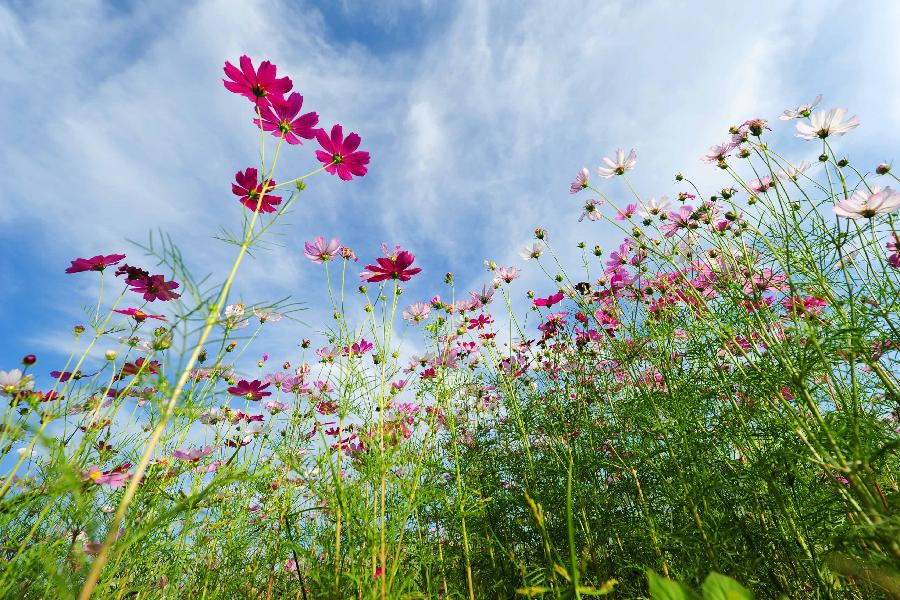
[114,308,166,322]
[304,236,341,263]
[315,125,370,181]
[126,274,181,302]
[360,247,422,283]
[223,55,292,104]
[232,167,282,214]
[253,92,319,145]
[228,379,272,401]
[65,253,126,274]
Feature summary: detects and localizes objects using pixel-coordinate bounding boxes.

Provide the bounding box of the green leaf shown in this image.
[647,570,700,600]
[702,572,754,600]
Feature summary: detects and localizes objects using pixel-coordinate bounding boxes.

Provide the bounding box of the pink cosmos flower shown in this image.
[701,142,735,164]
[403,302,431,322]
[494,266,520,284]
[597,149,637,178]
[223,55,293,104]
[304,237,341,263]
[65,253,126,274]
[114,308,166,322]
[264,400,290,413]
[227,379,272,401]
[82,463,134,488]
[833,186,900,219]
[468,314,493,330]
[887,233,900,268]
[315,124,370,181]
[569,168,590,193]
[360,247,421,282]
[615,203,638,221]
[253,92,319,145]
[173,446,215,463]
[126,274,181,302]
[661,205,696,238]
[232,168,282,214]
[534,292,565,308]
[749,176,775,193]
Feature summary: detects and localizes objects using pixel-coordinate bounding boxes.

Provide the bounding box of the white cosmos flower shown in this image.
[779,94,822,120]
[777,161,812,181]
[795,107,859,140]
[520,241,546,260]
[597,148,637,178]
[638,196,672,218]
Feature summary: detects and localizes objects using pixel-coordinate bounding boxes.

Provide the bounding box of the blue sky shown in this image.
[2,0,899,383]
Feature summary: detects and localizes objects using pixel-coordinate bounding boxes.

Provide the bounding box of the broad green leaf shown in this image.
[702,572,754,600]
[647,570,701,600]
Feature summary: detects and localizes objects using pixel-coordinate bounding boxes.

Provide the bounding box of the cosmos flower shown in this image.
[578,198,604,222]
[0,369,34,396]
[569,168,590,193]
[65,254,126,274]
[232,167,282,214]
[304,237,342,263]
[114,308,166,322]
[520,241,545,260]
[360,247,421,282]
[615,203,639,221]
[702,142,735,164]
[315,124,370,181]
[748,176,775,193]
[172,447,215,463]
[126,275,181,302]
[597,148,637,178]
[494,266,521,284]
[223,55,292,104]
[82,463,134,488]
[777,161,811,182]
[779,94,822,120]
[227,379,272,401]
[795,108,859,140]
[253,92,319,144]
[534,292,565,308]
[403,302,432,322]
[833,187,900,219]
[638,196,671,219]
[888,233,900,268]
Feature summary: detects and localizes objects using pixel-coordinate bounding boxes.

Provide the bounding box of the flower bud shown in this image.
[837,158,848,168]
[21,355,36,367]
[301,339,311,349]
[675,173,684,181]
[198,349,208,363]
[105,350,118,361]
[295,180,306,191]
[534,228,546,240]
[876,162,891,175]
[593,245,603,257]
[226,342,237,352]
[73,325,85,335]
[818,154,828,162]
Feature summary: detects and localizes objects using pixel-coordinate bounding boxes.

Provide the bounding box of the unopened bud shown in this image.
[105,350,118,361]
[21,355,36,367]
[876,162,891,175]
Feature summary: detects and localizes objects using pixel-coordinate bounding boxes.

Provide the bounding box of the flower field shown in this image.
[1,55,899,599]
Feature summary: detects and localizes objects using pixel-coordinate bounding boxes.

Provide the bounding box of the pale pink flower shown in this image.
[304,237,341,263]
[833,187,900,219]
[702,142,735,164]
[520,241,545,260]
[494,266,520,285]
[597,149,637,178]
[795,107,859,140]
[569,168,590,193]
[579,198,604,222]
[748,176,775,193]
[173,446,216,463]
[403,302,431,323]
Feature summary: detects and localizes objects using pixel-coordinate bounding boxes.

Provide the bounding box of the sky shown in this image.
[1,0,899,383]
